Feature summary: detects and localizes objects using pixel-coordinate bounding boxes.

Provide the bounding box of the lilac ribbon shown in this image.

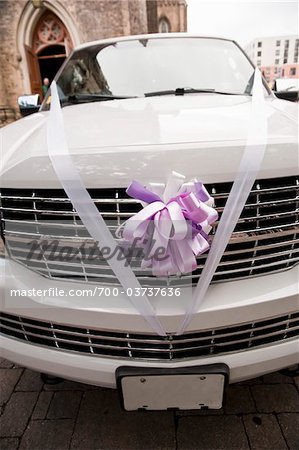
[119,172,218,276]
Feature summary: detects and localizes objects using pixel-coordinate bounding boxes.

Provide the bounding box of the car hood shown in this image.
[1,94,298,188]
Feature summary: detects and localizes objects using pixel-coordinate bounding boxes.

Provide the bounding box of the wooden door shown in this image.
[25,45,42,99]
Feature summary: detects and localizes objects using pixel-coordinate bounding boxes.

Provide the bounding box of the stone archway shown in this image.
[17,1,80,97]
[158,16,171,33]
[26,11,73,98]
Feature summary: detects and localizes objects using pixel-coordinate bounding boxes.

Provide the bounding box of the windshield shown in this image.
[45,37,259,107]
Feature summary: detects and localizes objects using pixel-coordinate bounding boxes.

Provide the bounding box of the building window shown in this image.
[290,67,296,76]
[276,40,280,46]
[275,59,279,65]
[274,67,278,74]
[257,60,261,66]
[158,17,170,33]
[283,47,288,63]
[285,40,289,47]
[257,41,262,47]
[257,51,262,57]
[275,49,280,56]
[295,57,298,63]
[282,69,285,77]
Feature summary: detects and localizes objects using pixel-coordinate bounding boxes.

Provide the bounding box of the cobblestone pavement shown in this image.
[0,358,298,450]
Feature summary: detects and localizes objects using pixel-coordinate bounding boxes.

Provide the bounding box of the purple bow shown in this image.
[119,172,218,276]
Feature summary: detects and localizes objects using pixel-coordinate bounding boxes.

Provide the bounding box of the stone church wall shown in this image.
[0,1,26,112]
[0,0,187,120]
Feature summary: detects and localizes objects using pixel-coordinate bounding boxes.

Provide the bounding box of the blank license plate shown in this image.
[116,364,229,411]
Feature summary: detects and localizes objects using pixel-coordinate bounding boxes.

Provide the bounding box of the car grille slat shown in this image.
[8,244,299,268]
[1,312,298,360]
[0,207,134,218]
[4,222,299,240]
[3,224,298,245]
[217,197,299,211]
[1,313,298,344]
[235,210,298,223]
[1,175,298,285]
[5,235,299,257]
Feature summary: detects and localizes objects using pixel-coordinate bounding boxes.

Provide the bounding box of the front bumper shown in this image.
[2,335,298,387]
[1,258,298,386]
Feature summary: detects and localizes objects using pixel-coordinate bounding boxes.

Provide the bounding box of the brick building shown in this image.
[0,0,187,122]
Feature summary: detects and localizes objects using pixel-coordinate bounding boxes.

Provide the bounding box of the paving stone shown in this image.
[71,390,176,449]
[43,379,98,391]
[224,386,256,414]
[47,391,82,419]
[0,438,19,450]
[0,392,38,437]
[0,359,15,369]
[243,414,287,449]
[0,369,23,406]
[263,372,293,384]
[15,369,43,392]
[19,419,74,450]
[177,415,249,449]
[251,384,299,413]
[32,391,53,420]
[278,413,299,449]
[176,406,224,416]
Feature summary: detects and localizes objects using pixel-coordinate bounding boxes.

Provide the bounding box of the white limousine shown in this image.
[0,34,298,411]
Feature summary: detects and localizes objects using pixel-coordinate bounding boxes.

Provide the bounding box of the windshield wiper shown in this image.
[62,93,137,106]
[144,88,245,97]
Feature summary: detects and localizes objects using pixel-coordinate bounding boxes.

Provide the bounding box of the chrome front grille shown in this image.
[0,175,298,286]
[1,311,298,360]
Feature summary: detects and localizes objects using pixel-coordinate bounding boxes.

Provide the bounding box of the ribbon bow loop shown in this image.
[120,172,218,276]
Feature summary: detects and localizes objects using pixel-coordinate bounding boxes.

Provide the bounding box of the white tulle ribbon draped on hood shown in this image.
[177,68,268,334]
[47,82,166,336]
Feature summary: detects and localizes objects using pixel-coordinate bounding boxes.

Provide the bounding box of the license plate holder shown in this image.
[116,363,229,411]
